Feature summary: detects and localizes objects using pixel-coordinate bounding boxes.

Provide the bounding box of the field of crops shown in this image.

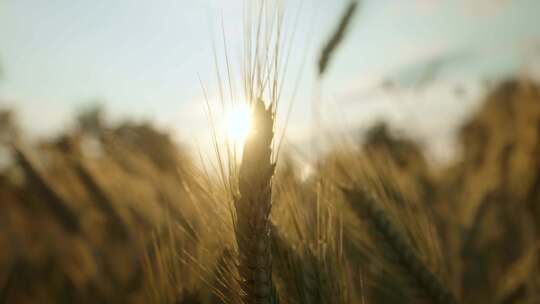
[1,1,539,303]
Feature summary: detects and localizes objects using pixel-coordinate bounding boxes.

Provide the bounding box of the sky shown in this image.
[1,0,540,163]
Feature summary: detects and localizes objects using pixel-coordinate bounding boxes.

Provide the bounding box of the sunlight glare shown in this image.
[225,104,252,145]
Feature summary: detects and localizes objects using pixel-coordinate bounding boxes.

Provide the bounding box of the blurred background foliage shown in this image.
[0,76,539,303]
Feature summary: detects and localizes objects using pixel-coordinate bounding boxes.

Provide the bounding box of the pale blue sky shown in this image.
[1,0,539,161]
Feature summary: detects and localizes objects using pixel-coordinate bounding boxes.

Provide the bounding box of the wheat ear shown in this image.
[13,146,81,234]
[343,187,458,304]
[318,0,359,76]
[234,98,277,304]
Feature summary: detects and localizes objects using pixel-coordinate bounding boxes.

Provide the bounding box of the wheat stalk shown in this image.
[343,187,459,304]
[73,159,130,239]
[318,0,359,76]
[234,98,278,304]
[12,145,81,234]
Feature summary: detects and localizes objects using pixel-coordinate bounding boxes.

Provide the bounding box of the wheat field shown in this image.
[1,1,539,304]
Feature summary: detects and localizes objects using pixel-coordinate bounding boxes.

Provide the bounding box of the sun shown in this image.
[225,104,252,145]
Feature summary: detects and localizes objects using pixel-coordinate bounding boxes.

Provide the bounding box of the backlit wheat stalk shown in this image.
[234,99,278,304]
